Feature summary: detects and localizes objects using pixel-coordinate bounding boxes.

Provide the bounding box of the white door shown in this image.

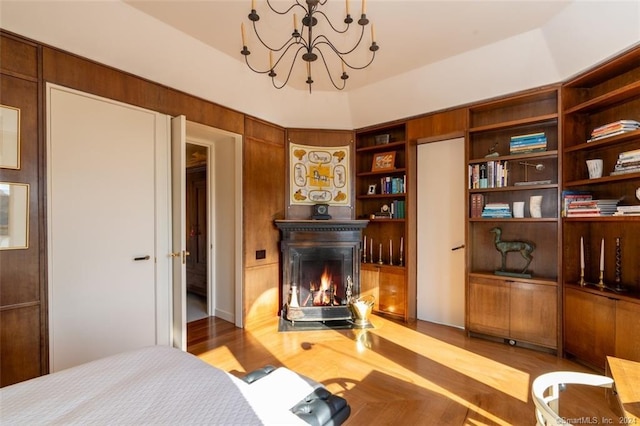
[47,85,171,372]
[417,137,466,328]
[171,115,187,350]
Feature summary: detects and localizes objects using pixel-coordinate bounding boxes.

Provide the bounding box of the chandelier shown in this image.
[240,0,379,92]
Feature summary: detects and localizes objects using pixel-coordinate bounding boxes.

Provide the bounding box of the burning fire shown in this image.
[313,266,336,306]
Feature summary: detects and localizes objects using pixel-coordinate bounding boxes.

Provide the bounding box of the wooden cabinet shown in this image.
[561,46,640,367]
[565,287,640,369]
[360,263,406,318]
[468,274,557,349]
[355,123,413,321]
[465,87,561,350]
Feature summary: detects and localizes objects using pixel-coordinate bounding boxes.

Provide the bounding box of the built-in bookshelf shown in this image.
[561,46,640,369]
[465,86,561,351]
[355,123,410,320]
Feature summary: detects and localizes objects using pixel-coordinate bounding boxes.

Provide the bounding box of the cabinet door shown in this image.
[564,288,615,369]
[510,282,557,348]
[615,300,640,362]
[360,265,380,311]
[468,277,510,337]
[378,267,406,317]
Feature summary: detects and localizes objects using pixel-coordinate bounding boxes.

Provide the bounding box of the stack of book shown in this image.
[588,120,640,142]
[509,132,547,154]
[566,198,620,217]
[481,202,511,218]
[613,205,640,216]
[561,190,592,217]
[610,148,640,176]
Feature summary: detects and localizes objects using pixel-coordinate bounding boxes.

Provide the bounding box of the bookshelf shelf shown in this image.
[465,85,561,352]
[561,45,640,367]
[356,122,412,321]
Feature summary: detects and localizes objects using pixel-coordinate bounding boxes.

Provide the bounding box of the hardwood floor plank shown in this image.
[187,315,621,425]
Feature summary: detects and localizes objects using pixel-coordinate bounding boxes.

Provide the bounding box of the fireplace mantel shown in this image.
[275,220,369,236]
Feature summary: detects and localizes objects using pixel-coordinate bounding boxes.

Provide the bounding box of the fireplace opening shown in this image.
[297,258,349,307]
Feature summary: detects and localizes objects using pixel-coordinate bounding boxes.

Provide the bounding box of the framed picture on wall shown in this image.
[371,151,396,172]
[0,104,21,170]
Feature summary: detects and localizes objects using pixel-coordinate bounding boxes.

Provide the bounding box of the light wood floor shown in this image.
[187,315,620,425]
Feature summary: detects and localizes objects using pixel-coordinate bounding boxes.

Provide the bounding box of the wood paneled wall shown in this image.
[0,29,473,385]
[0,33,46,386]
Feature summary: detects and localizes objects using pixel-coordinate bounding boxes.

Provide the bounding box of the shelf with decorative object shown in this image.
[561,46,640,367]
[465,86,561,352]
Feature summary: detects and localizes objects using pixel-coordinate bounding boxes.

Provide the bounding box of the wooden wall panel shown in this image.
[285,128,355,220]
[42,48,244,135]
[407,107,468,142]
[243,117,285,325]
[0,32,44,386]
[243,263,281,330]
[0,306,42,386]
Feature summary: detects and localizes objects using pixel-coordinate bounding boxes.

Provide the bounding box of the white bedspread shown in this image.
[0,346,312,425]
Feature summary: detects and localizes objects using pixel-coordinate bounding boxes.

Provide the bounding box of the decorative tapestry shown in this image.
[290,143,350,206]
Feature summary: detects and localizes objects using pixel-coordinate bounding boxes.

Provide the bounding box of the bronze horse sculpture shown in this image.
[490,227,535,274]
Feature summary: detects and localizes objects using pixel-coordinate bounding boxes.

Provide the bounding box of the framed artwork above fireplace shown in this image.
[289,142,351,207]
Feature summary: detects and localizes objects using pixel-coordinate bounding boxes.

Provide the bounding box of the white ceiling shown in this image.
[124,0,572,92]
[1,0,637,128]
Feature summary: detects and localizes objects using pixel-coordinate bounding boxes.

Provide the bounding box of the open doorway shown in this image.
[182,120,243,329]
[186,143,209,322]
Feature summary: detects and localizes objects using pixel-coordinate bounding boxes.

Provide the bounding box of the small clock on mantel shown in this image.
[312,204,331,220]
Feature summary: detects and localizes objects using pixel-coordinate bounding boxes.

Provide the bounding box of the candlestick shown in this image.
[399,236,404,266]
[362,0,366,15]
[580,237,584,269]
[293,13,298,31]
[346,0,350,15]
[251,0,256,11]
[378,243,383,265]
[615,237,626,292]
[371,24,376,42]
[241,23,246,46]
[600,238,604,271]
[363,235,367,263]
[389,239,393,265]
[370,237,373,262]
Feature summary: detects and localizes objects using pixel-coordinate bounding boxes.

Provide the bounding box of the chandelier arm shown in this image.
[265,0,305,15]
[313,39,376,70]
[243,55,274,75]
[312,23,365,56]
[313,11,351,34]
[315,47,347,91]
[272,45,308,89]
[251,20,304,53]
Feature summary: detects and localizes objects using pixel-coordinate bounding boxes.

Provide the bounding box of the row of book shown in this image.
[588,119,640,143]
[510,132,547,154]
[390,200,405,219]
[610,148,640,176]
[468,160,509,189]
[378,175,405,194]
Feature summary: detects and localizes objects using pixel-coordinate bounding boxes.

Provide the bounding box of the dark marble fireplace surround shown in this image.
[275,220,368,322]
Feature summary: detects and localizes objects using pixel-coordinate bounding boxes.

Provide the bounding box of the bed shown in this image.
[0,345,350,425]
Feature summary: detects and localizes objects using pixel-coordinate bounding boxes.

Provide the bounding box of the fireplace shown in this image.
[275,220,368,323]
